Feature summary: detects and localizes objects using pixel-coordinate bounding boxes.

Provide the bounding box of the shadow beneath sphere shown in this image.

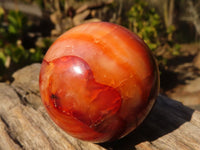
[100,95,194,150]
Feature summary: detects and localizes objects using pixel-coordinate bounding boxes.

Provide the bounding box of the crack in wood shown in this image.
[0,116,24,149]
[12,88,29,106]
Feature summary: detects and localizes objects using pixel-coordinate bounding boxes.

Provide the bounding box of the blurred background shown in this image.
[0,0,200,110]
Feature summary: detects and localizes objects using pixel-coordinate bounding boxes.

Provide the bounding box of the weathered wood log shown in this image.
[0,63,200,150]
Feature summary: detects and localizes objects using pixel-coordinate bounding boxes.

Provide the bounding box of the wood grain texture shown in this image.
[0,63,199,150]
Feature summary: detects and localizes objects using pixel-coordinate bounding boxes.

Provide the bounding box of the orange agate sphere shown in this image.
[39,22,159,143]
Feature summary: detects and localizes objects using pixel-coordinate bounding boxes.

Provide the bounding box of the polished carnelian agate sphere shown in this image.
[39,22,159,143]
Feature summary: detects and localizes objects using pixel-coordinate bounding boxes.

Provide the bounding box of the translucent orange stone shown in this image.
[39,22,159,143]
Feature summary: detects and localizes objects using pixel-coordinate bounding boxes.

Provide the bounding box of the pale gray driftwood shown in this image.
[0,63,199,150]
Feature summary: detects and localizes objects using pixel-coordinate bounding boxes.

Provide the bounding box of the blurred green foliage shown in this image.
[0,0,182,81]
[0,9,28,65]
[0,7,51,81]
[128,1,161,51]
[127,0,180,65]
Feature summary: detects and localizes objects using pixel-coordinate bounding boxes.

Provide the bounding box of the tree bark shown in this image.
[0,63,200,150]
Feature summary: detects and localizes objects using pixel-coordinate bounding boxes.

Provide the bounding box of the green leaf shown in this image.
[8,25,17,34]
[0,7,4,17]
[0,51,6,65]
[8,14,18,25]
